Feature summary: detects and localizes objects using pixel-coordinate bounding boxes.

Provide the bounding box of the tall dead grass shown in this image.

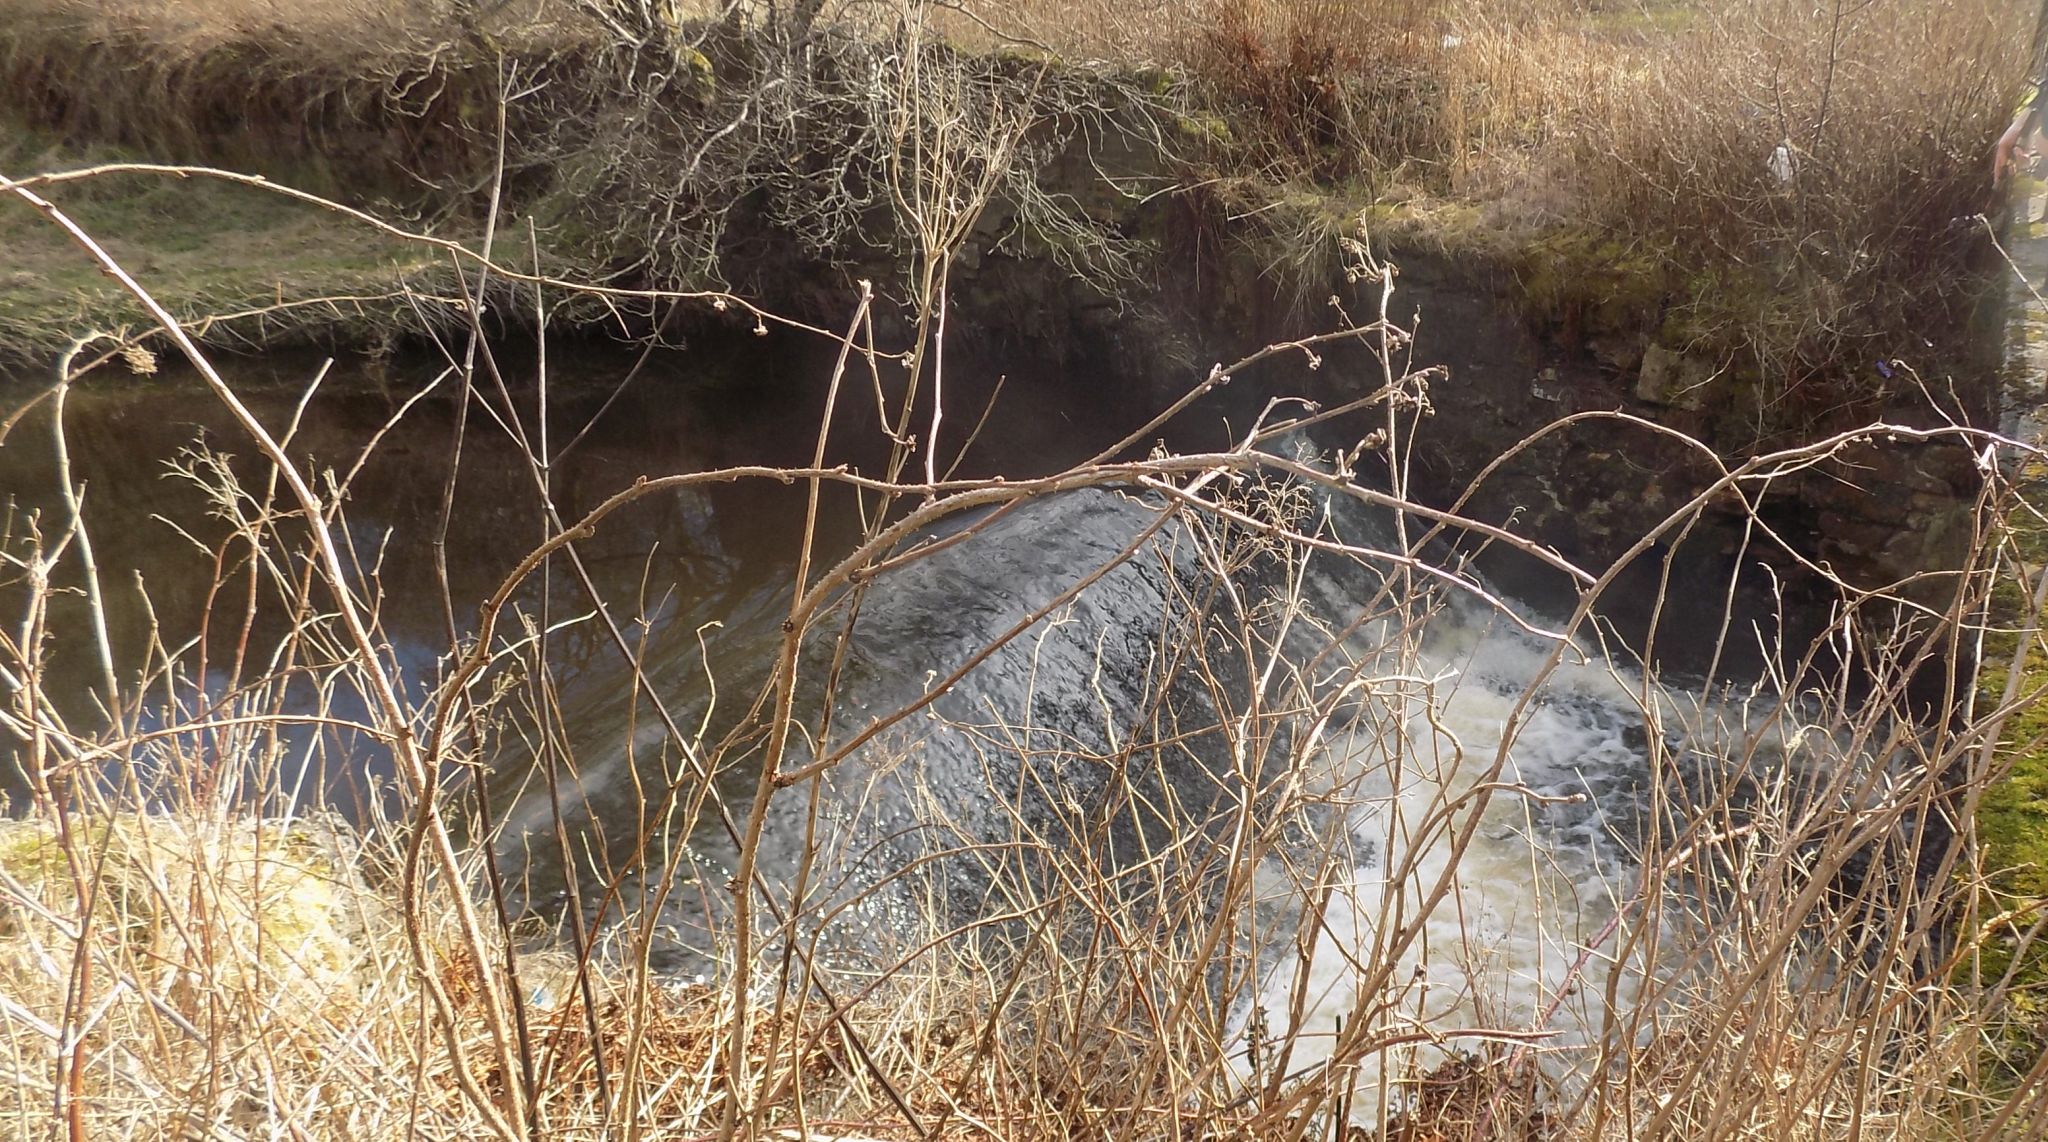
[2,4,2047,1140]
[4,149,2048,1139]
[1457,0,2028,411]
[952,0,2031,421]
[0,0,2027,418]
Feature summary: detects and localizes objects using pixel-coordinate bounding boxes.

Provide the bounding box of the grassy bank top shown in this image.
[0,0,2036,427]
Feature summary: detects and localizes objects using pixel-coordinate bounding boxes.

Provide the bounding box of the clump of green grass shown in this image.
[0,121,464,366]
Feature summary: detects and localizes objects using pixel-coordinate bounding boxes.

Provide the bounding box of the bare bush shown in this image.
[1,4,2046,1139]
[0,0,2023,422]
[3,149,2047,1140]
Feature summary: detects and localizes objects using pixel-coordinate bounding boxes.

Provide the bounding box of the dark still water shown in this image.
[0,328,1165,812]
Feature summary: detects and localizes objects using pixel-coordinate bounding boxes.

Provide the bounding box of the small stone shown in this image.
[1636,344,1711,410]
[1635,344,1679,405]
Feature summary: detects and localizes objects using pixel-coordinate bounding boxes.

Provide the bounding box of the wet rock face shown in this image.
[782,497,1261,945]
[1801,440,1980,593]
[1633,343,1711,411]
[1219,251,1994,676]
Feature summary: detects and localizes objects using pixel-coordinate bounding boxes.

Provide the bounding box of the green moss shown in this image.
[1132,64,1179,98]
[0,113,467,364]
[1963,458,2048,1075]
[680,46,715,93]
[1513,227,1677,337]
[992,44,1058,69]
[1174,113,1234,148]
[1980,718,2048,898]
[1979,486,2048,902]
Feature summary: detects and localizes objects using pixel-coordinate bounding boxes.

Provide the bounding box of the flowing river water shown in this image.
[0,333,1849,1118]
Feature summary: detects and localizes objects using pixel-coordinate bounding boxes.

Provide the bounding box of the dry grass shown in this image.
[951,0,2030,423]
[0,808,839,1136]
[0,0,587,61]
[1456,0,2025,410]
[0,117,459,364]
[0,0,2029,411]
[3,190,2048,1140]
[2,5,2048,1139]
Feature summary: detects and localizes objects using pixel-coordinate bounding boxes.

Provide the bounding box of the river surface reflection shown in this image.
[0,330,1148,812]
[1,331,1813,1123]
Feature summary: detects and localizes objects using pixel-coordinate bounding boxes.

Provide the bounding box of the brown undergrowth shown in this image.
[2,5,2048,1140]
[4,176,2047,1137]
[971,0,2033,434]
[0,0,2031,433]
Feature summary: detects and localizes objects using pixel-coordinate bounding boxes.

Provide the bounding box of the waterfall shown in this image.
[496,458,1901,1124]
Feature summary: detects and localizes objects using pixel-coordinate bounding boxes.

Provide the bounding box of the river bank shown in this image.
[5,3,2048,1139]
[0,0,2023,421]
[3,0,2028,658]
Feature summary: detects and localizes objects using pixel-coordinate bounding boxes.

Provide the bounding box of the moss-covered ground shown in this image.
[0,117,465,369]
[1967,456,2048,1076]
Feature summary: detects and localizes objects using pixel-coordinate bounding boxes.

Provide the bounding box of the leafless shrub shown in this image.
[948,0,2030,427]
[2,8,2047,1141]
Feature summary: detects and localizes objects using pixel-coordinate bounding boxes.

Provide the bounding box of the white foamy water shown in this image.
[1237,610,1663,1124]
